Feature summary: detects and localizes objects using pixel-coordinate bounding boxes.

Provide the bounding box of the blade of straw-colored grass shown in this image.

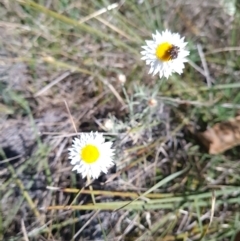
[204,83,240,90]
[45,196,240,211]
[118,214,139,240]
[82,0,135,41]
[210,190,216,227]
[64,100,77,134]
[71,210,100,241]
[102,8,143,43]
[0,154,22,165]
[197,44,213,103]
[16,0,139,54]
[87,175,96,205]
[198,190,216,241]
[164,82,240,96]
[47,185,240,201]
[187,58,212,79]
[79,2,119,23]
[147,196,240,210]
[46,186,240,210]
[99,75,125,107]
[95,16,134,41]
[206,46,240,54]
[34,71,71,97]
[50,168,189,211]
[46,185,174,198]
[21,219,30,241]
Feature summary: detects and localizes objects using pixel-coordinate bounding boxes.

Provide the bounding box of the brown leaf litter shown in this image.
[189,116,240,154]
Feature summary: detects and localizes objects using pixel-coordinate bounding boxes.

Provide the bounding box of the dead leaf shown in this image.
[189,116,240,154]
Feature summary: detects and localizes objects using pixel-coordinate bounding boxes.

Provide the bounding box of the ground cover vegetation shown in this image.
[1,0,240,240]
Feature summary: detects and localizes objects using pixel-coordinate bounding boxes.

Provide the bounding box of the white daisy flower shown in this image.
[69,132,115,179]
[141,29,189,79]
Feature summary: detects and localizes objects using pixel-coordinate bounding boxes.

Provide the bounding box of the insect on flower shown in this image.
[168,45,180,60]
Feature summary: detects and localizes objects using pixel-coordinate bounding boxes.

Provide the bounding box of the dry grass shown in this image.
[1,0,240,240]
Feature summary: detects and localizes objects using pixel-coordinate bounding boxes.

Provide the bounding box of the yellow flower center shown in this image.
[81,144,100,164]
[155,42,178,62]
